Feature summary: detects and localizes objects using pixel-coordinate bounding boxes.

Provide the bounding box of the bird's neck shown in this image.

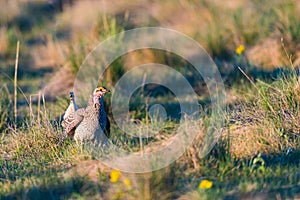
[99,97,103,105]
[72,99,78,110]
[93,96,104,109]
[99,98,105,111]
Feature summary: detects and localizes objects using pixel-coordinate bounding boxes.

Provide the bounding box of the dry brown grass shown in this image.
[246,38,286,69]
[31,35,68,68]
[20,0,300,84]
[0,0,21,24]
[42,63,75,99]
[223,75,300,159]
[1,1,300,199]
[226,124,281,159]
[0,27,8,55]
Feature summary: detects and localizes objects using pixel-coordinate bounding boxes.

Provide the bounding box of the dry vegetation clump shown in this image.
[0,120,79,168]
[226,124,281,159]
[0,104,88,184]
[225,74,300,158]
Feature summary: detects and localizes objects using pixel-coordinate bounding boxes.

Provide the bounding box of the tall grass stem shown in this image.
[38,92,41,127]
[14,40,19,130]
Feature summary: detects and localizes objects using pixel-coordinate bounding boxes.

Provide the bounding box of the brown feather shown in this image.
[63,109,84,138]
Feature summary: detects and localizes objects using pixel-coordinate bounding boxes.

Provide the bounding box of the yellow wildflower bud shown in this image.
[199,180,213,189]
[235,45,245,55]
[110,169,121,183]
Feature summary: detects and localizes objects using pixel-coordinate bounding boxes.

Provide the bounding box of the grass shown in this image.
[1,69,299,199]
[0,85,13,132]
[0,0,300,199]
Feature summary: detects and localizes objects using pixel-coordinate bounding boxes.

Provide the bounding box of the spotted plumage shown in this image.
[62,87,110,145]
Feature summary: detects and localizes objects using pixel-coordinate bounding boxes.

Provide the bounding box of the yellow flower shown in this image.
[123,178,131,189]
[110,169,121,183]
[199,180,213,189]
[235,44,245,55]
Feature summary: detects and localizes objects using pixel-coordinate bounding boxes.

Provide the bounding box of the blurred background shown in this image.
[1,0,300,99]
[1,0,300,199]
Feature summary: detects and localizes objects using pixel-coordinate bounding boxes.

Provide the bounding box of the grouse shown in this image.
[62,87,110,145]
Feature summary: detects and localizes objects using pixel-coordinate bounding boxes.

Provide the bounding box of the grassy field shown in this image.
[1,0,300,199]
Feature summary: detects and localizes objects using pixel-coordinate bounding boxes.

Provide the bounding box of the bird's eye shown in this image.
[96,87,103,92]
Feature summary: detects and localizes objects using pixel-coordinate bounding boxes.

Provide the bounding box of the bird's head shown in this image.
[93,86,110,106]
[69,91,75,101]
